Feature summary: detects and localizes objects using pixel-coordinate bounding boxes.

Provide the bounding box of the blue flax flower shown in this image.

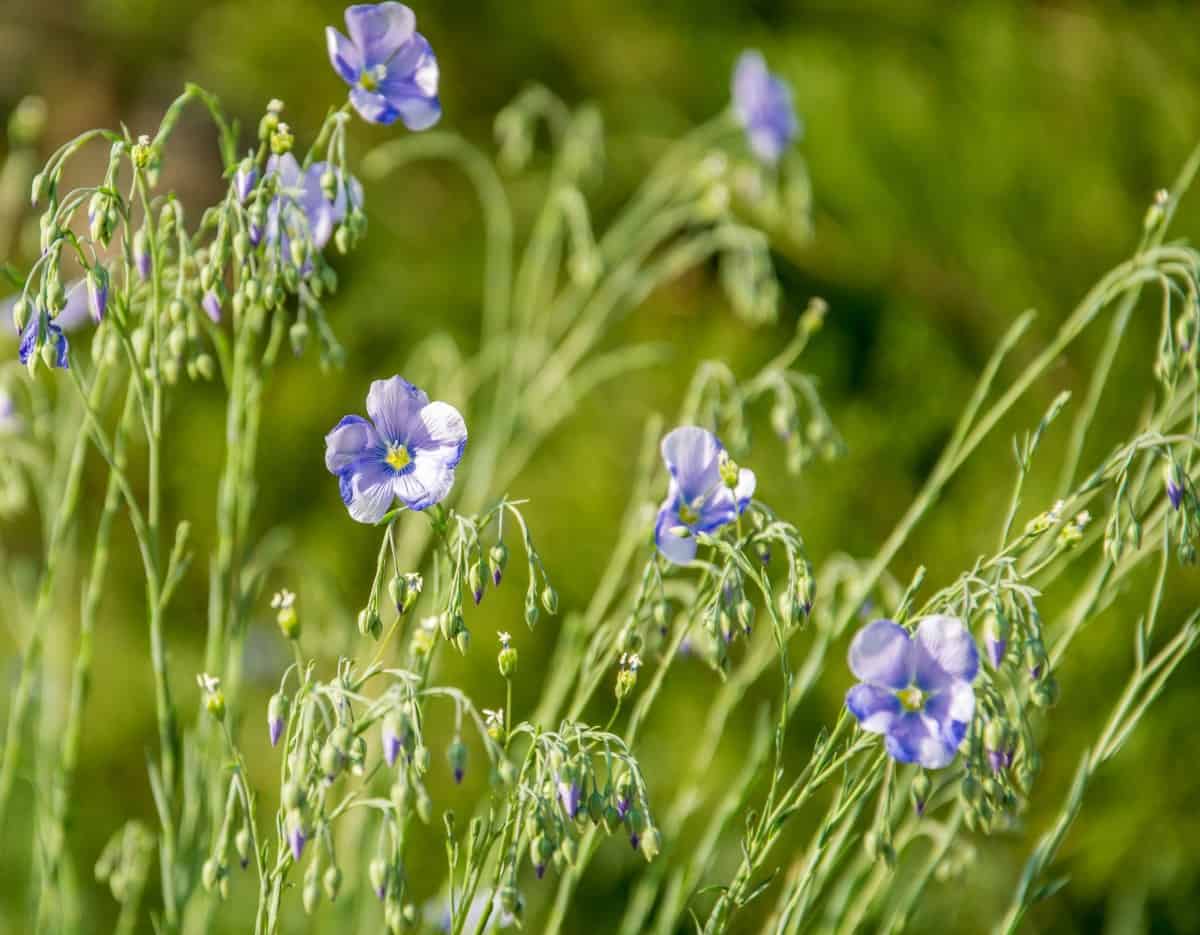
[732,50,800,165]
[846,616,978,769]
[653,426,755,565]
[325,375,466,523]
[326,3,441,129]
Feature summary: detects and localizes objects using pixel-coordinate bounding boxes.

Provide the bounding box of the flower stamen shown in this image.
[386,443,412,471]
[897,685,925,713]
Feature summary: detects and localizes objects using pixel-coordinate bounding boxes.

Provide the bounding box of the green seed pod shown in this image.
[202,857,221,892]
[323,865,342,901]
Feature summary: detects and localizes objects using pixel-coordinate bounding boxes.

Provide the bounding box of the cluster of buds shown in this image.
[388,572,423,614]
[522,741,660,881]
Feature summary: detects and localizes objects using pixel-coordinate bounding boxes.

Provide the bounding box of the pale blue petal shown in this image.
[407,400,467,466]
[345,1,415,67]
[734,467,755,512]
[847,619,912,691]
[344,459,395,524]
[654,504,698,565]
[846,684,899,734]
[349,87,400,125]
[913,614,979,692]
[366,376,429,444]
[326,26,363,84]
[325,415,381,474]
[661,426,723,502]
[885,712,959,769]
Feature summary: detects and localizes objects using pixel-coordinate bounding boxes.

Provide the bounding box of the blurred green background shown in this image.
[2,0,1200,931]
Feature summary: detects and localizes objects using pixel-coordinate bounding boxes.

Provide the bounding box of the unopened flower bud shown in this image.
[358,607,383,640]
[369,857,389,900]
[448,738,467,784]
[268,692,288,746]
[234,826,252,869]
[202,857,222,892]
[270,121,294,155]
[498,644,518,678]
[541,585,559,615]
[911,771,932,816]
[488,542,508,585]
[468,561,485,605]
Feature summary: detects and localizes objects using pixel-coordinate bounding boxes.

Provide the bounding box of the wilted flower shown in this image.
[325,375,467,523]
[732,50,799,165]
[326,2,441,129]
[258,153,361,265]
[18,312,68,369]
[845,616,978,769]
[653,426,755,565]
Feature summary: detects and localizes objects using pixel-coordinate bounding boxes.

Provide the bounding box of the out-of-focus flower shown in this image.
[326,3,441,129]
[0,388,20,434]
[258,153,361,267]
[202,290,222,323]
[732,50,799,165]
[653,426,755,565]
[325,375,467,523]
[845,616,978,769]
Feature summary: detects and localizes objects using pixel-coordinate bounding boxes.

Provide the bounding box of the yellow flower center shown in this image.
[897,686,924,713]
[386,444,412,471]
[360,64,387,92]
[678,504,700,526]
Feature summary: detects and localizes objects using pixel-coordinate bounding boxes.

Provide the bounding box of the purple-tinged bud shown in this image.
[86,268,108,323]
[616,796,630,819]
[987,749,1006,774]
[535,864,545,880]
[468,561,485,606]
[985,633,1007,671]
[910,771,931,817]
[286,810,307,861]
[268,692,288,747]
[629,832,640,851]
[1165,463,1184,511]
[134,230,151,281]
[369,857,388,901]
[448,738,466,785]
[488,542,508,586]
[235,160,257,203]
[382,713,403,768]
[202,290,221,323]
[557,779,582,819]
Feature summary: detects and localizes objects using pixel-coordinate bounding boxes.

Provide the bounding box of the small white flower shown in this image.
[196,672,221,694]
[498,631,512,647]
[271,588,296,610]
[483,708,504,728]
